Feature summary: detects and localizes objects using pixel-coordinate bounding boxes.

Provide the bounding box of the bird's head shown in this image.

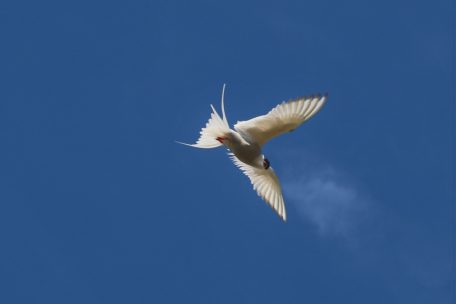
[216,132,238,146]
[216,136,227,144]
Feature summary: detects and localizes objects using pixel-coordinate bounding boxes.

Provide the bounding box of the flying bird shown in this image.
[178,85,327,221]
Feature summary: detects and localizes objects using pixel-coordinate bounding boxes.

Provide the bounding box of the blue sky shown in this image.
[0,0,454,303]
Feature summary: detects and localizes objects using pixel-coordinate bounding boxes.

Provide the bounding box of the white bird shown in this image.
[178,85,327,221]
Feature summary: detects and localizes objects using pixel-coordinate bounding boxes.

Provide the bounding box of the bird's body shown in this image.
[178,85,327,221]
[219,131,263,169]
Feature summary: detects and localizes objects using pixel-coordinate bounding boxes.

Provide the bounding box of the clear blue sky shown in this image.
[1,1,454,303]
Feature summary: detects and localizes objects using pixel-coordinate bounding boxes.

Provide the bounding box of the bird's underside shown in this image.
[178,85,327,222]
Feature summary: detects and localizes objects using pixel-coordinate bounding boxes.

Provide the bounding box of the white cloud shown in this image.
[282,164,370,239]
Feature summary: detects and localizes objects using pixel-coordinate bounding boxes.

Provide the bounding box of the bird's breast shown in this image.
[229,142,262,168]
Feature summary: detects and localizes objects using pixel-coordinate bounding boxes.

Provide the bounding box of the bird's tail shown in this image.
[176,84,231,148]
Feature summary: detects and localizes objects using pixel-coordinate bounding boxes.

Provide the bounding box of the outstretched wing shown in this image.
[234,95,327,146]
[229,154,286,221]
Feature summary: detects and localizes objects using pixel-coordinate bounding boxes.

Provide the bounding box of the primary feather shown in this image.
[234,95,327,146]
[229,153,286,221]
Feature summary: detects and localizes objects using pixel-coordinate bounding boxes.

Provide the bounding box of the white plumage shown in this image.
[178,85,327,221]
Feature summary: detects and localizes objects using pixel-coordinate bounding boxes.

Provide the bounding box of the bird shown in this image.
[178,85,327,222]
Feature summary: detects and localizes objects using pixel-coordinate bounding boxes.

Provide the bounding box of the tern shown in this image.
[178,85,327,221]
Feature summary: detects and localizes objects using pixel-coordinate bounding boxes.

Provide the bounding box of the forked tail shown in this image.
[177,84,230,148]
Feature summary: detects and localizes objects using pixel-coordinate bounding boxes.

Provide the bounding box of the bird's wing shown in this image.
[234,95,327,146]
[229,153,286,221]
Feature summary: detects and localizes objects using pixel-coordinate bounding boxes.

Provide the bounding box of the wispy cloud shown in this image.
[280,150,451,298]
[282,161,371,239]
